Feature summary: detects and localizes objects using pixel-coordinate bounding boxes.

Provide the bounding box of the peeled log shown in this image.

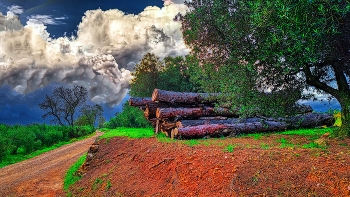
[152,89,219,103]
[129,97,152,107]
[174,121,287,138]
[156,107,238,119]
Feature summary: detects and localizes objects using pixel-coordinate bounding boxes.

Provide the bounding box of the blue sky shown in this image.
[0,0,341,125]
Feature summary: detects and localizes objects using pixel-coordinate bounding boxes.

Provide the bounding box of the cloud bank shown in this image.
[0,3,189,106]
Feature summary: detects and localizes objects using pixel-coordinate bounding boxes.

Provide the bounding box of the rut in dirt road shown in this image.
[0,132,102,197]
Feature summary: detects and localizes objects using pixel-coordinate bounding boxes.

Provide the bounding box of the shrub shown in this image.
[105,101,151,128]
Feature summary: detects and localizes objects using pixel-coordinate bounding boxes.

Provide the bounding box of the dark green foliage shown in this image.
[130,53,163,97]
[0,124,94,160]
[182,0,350,135]
[158,55,202,93]
[130,53,201,97]
[104,101,151,128]
[75,104,104,130]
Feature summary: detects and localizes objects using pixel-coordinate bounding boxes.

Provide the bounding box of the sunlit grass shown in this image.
[99,127,154,139]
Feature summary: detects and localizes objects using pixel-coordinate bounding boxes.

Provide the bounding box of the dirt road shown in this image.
[0,132,102,197]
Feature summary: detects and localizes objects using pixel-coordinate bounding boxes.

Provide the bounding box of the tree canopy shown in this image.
[130,53,201,97]
[182,0,350,136]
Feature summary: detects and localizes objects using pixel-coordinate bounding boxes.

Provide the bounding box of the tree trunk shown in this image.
[129,97,152,107]
[173,121,287,138]
[156,107,238,119]
[335,101,350,137]
[152,89,219,103]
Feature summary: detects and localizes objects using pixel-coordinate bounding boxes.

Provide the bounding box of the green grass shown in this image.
[0,133,95,169]
[64,153,87,191]
[279,128,333,136]
[184,139,200,146]
[224,144,235,152]
[99,127,154,139]
[276,138,295,148]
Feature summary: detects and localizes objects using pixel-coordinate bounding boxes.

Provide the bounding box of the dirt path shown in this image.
[0,132,102,197]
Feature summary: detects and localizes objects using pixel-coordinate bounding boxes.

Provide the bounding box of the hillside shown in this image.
[68,133,350,196]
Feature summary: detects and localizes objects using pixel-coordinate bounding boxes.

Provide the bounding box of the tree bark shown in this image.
[156,107,238,119]
[152,89,219,103]
[129,97,152,107]
[173,121,287,138]
[144,102,201,119]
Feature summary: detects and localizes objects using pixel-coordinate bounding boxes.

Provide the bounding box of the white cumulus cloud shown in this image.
[0,3,189,106]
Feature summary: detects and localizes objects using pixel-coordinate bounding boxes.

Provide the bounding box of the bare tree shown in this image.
[38,85,88,128]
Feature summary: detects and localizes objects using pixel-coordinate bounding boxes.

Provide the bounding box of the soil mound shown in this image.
[69,136,350,196]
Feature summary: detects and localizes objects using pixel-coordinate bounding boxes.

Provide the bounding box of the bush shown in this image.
[105,101,151,128]
[7,126,39,154]
[0,133,13,159]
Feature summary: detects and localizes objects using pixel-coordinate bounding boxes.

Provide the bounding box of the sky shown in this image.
[0,0,188,124]
[0,0,341,125]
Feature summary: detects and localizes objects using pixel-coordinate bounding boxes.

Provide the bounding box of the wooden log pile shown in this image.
[130,89,335,139]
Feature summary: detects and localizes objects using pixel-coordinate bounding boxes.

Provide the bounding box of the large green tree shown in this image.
[182,0,350,136]
[129,53,163,97]
[130,53,201,97]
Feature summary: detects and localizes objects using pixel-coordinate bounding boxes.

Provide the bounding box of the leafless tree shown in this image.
[38,85,88,128]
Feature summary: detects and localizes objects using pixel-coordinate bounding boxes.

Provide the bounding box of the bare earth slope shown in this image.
[70,136,350,197]
[0,132,102,197]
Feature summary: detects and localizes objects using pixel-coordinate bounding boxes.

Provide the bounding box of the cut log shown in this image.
[144,102,207,119]
[156,107,238,119]
[287,113,335,129]
[152,89,219,103]
[174,121,288,138]
[129,97,152,107]
[144,102,170,119]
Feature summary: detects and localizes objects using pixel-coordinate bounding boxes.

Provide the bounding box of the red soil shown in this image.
[69,134,350,196]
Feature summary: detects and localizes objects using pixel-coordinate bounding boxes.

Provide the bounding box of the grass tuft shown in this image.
[64,153,86,191]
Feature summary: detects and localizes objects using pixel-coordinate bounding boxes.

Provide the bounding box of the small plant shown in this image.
[260,143,270,149]
[302,142,327,149]
[92,178,103,190]
[106,180,112,191]
[224,144,235,153]
[185,139,200,147]
[277,138,294,148]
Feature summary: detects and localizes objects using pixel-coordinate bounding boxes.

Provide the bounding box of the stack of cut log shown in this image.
[129,89,335,139]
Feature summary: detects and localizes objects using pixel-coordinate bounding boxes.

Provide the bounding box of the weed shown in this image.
[185,139,200,147]
[339,142,348,146]
[92,178,103,190]
[106,180,112,191]
[156,132,173,143]
[302,142,327,149]
[224,144,235,153]
[260,143,270,149]
[276,138,294,148]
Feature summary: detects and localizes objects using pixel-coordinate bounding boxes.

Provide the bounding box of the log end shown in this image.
[152,89,160,102]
